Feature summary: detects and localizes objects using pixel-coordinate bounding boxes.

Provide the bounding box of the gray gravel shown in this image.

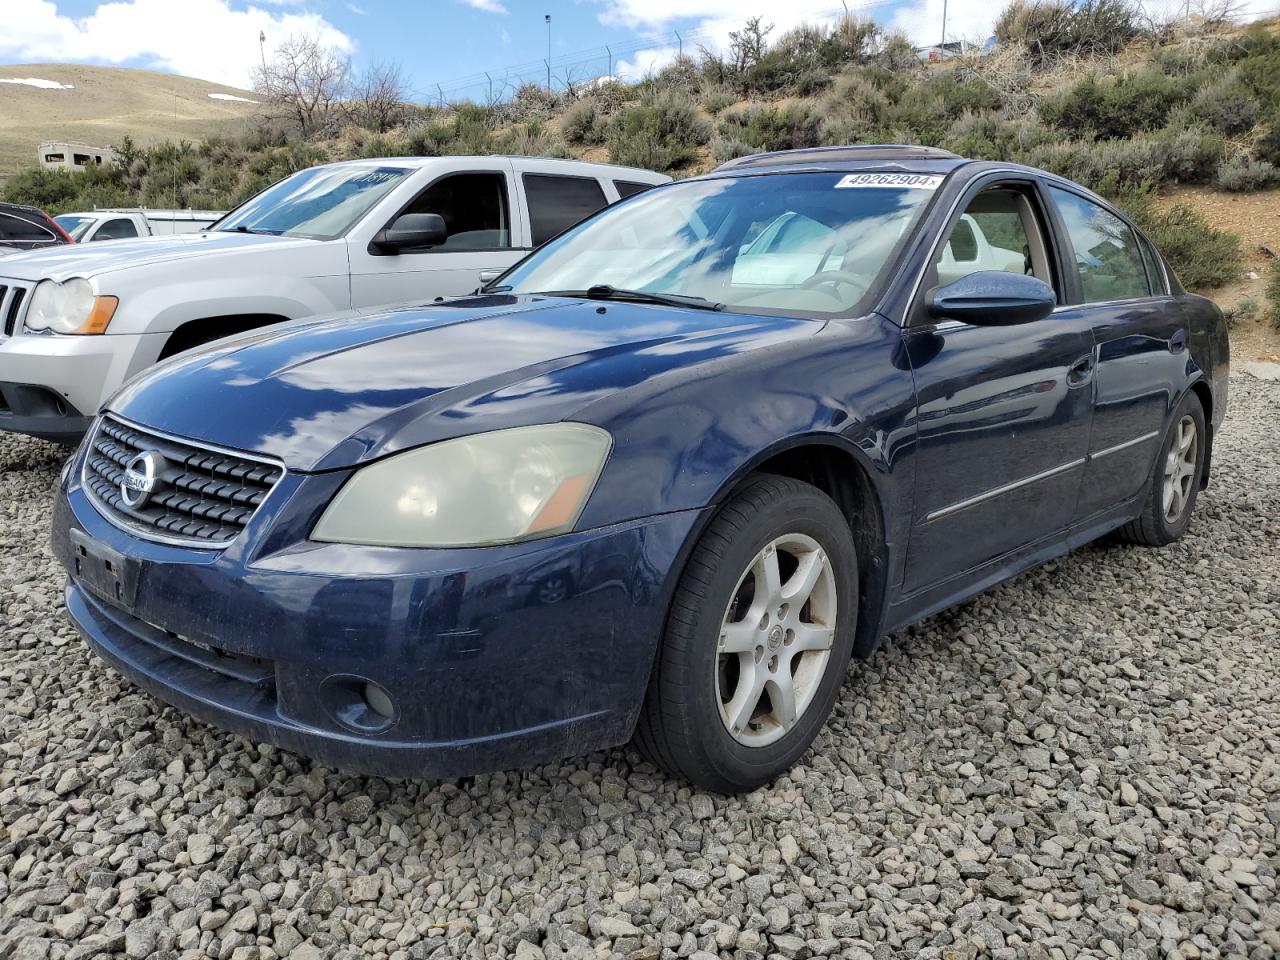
[1,377,1277,960]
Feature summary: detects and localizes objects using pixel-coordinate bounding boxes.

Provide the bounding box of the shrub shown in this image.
[1039,70,1193,140]
[719,103,821,153]
[1215,156,1280,192]
[1221,297,1258,327]
[495,121,570,158]
[607,92,709,172]
[698,85,737,115]
[561,98,604,144]
[711,136,755,165]
[995,0,1141,64]
[1267,260,1280,329]
[1100,179,1242,290]
[1190,75,1259,137]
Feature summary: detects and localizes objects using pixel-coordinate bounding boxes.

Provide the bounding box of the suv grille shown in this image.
[83,415,284,546]
[0,282,29,337]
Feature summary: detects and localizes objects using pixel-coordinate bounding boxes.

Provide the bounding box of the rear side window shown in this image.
[0,213,54,243]
[613,179,654,200]
[96,218,139,240]
[1049,187,1151,303]
[524,174,608,246]
[1137,233,1166,295]
[403,172,510,251]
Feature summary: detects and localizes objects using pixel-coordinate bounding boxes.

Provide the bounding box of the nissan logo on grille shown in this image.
[120,450,164,508]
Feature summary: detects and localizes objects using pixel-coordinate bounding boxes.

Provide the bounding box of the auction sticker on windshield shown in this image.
[835,173,943,190]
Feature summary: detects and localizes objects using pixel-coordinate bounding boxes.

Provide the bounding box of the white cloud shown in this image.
[887,0,995,45]
[457,0,509,13]
[347,2,369,13]
[0,0,354,88]
[615,45,680,81]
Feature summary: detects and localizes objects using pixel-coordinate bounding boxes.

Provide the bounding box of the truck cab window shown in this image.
[403,173,510,251]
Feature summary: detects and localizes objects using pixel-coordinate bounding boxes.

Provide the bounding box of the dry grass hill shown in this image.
[0,64,260,174]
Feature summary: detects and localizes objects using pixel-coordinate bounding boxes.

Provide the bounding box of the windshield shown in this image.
[500,171,942,318]
[55,215,96,241]
[214,164,411,240]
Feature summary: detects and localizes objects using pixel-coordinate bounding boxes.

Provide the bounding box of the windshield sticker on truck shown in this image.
[351,168,405,184]
[835,173,943,190]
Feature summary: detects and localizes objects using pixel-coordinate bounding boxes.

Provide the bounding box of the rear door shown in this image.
[1045,184,1188,518]
[348,159,525,309]
[514,168,611,248]
[902,176,1097,592]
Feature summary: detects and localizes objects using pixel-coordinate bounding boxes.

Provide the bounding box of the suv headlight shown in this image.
[25,278,117,334]
[312,423,612,548]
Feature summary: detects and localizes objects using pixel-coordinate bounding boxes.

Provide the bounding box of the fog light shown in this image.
[362,681,395,719]
[318,674,399,734]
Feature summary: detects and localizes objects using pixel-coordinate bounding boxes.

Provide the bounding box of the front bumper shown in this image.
[0,331,166,441]
[54,474,703,780]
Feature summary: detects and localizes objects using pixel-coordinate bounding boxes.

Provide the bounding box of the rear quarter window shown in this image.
[524,174,608,246]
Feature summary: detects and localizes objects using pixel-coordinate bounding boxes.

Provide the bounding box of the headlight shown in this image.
[312,423,612,547]
[25,278,117,334]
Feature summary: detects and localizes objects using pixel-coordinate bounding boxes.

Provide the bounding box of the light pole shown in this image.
[545,14,552,91]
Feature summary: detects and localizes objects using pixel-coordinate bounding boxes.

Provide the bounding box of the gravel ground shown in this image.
[1,377,1277,960]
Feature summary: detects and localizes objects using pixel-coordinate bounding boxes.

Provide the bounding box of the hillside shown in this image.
[0,64,260,174]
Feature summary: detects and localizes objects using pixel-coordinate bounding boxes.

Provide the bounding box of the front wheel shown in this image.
[633,475,858,793]
[1116,390,1207,546]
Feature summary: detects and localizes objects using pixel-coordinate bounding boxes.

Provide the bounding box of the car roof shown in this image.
[0,201,53,219]
[713,145,969,175]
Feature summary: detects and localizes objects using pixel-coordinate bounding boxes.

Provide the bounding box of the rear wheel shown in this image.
[1116,390,1206,546]
[633,475,857,793]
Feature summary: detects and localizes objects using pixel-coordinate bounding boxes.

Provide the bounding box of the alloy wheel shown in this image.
[1162,414,1198,524]
[715,533,838,747]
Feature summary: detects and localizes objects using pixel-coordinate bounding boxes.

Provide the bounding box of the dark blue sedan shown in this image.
[52,146,1228,793]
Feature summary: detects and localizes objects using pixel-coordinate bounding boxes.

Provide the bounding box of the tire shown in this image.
[1116,390,1207,547]
[633,474,858,793]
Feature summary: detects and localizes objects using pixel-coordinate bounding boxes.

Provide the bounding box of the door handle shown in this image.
[1067,354,1095,387]
[478,269,501,284]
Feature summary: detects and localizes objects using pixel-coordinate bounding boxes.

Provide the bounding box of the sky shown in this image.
[2,0,1277,99]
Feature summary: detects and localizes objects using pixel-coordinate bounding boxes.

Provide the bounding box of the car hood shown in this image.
[0,232,319,282]
[108,295,818,472]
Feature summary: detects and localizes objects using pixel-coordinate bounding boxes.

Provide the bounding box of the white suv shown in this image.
[0,155,668,442]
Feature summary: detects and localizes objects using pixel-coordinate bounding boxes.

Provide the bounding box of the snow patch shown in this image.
[0,77,75,90]
[208,92,258,103]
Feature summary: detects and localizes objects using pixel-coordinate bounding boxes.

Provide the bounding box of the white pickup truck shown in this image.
[54,209,225,243]
[0,155,668,442]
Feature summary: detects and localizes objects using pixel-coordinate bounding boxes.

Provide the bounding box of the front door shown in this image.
[903,179,1096,592]
[349,161,525,310]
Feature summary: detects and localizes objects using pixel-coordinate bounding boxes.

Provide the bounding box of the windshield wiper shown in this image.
[541,285,723,311]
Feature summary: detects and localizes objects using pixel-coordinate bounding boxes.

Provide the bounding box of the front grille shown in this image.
[83,415,284,546]
[1,282,29,337]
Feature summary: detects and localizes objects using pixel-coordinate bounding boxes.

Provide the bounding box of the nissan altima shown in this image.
[52,146,1228,793]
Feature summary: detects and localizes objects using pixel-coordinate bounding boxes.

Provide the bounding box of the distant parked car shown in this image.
[52,145,1228,792]
[0,155,669,442]
[0,201,74,253]
[54,208,224,243]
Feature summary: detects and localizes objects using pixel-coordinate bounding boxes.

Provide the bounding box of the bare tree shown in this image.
[727,17,773,75]
[347,62,409,132]
[253,34,351,138]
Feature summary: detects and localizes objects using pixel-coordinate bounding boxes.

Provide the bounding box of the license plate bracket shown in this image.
[70,528,140,610]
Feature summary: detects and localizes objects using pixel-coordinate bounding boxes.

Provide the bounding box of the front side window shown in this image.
[524,174,607,246]
[55,215,96,241]
[402,172,510,251]
[501,172,941,318]
[1049,187,1150,303]
[95,218,139,240]
[215,164,412,241]
[928,187,1048,294]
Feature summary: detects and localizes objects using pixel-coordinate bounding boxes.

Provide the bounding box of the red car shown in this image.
[0,202,74,255]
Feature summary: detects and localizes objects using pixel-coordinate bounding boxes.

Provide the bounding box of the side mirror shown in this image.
[372,212,447,254]
[927,271,1056,327]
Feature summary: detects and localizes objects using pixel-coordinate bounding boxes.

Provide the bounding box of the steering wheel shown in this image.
[798,270,869,302]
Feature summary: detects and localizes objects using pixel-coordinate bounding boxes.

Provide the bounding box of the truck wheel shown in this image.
[633,474,857,793]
